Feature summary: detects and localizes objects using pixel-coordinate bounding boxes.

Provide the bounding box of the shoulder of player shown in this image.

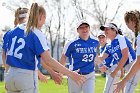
[29,28,49,46]
[90,35,99,43]
[113,34,126,44]
[115,34,125,40]
[64,37,80,47]
[9,24,25,34]
[90,35,98,40]
[31,28,46,38]
[18,23,26,30]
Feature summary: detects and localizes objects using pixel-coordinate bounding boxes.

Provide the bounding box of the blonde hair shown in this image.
[124,10,140,49]
[14,7,28,27]
[26,3,46,34]
[124,10,140,37]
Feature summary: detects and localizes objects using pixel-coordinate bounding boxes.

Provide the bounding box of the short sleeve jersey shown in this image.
[2,30,12,53]
[63,36,99,73]
[105,34,136,66]
[6,24,49,70]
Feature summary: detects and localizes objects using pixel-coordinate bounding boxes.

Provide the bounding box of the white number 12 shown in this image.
[8,36,25,59]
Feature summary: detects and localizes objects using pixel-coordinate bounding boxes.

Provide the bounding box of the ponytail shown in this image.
[118,28,123,35]
[14,7,21,27]
[26,3,46,34]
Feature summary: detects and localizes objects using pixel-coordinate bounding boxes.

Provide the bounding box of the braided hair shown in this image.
[124,10,140,37]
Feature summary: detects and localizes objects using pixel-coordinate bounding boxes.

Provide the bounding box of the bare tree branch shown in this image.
[110,0,125,22]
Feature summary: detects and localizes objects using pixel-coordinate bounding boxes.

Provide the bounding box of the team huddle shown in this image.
[1,2,140,93]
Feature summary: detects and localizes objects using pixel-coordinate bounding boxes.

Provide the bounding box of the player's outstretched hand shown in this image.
[51,71,63,85]
[39,74,48,83]
[70,71,86,86]
[99,65,107,73]
[113,80,126,93]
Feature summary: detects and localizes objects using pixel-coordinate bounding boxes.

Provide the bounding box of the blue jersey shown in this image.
[100,43,115,68]
[2,30,12,53]
[105,34,136,67]
[63,36,99,73]
[6,24,49,70]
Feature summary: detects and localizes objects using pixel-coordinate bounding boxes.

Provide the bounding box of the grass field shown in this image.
[0,75,140,93]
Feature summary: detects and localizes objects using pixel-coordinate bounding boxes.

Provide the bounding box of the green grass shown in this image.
[0,75,140,93]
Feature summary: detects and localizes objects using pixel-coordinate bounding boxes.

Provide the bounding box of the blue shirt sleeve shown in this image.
[2,30,11,53]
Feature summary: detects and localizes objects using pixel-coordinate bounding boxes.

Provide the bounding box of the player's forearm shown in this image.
[114,51,128,73]
[97,53,108,65]
[60,53,67,66]
[114,48,128,73]
[38,70,43,77]
[41,51,73,77]
[41,60,55,74]
[95,56,102,65]
[121,68,124,75]
[2,49,9,71]
[2,49,6,67]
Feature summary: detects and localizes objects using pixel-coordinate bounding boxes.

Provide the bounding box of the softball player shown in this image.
[60,20,99,93]
[100,23,140,93]
[2,7,62,86]
[114,10,140,93]
[98,31,122,93]
[2,7,29,72]
[4,3,85,93]
[2,6,62,93]
[2,7,46,93]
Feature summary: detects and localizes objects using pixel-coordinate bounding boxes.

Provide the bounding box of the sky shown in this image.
[111,0,140,30]
[0,0,140,31]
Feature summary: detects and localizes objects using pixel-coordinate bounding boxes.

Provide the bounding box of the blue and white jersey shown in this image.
[6,24,49,70]
[105,34,136,67]
[100,43,115,68]
[63,36,99,73]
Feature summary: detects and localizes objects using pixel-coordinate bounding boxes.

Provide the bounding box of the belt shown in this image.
[78,72,91,75]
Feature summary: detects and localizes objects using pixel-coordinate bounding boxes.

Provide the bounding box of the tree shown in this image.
[72,0,125,25]
[43,0,72,60]
[92,0,125,25]
[1,0,126,60]
[71,0,125,36]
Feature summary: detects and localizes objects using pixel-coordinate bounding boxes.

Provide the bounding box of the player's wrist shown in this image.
[98,63,104,68]
[122,76,129,83]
